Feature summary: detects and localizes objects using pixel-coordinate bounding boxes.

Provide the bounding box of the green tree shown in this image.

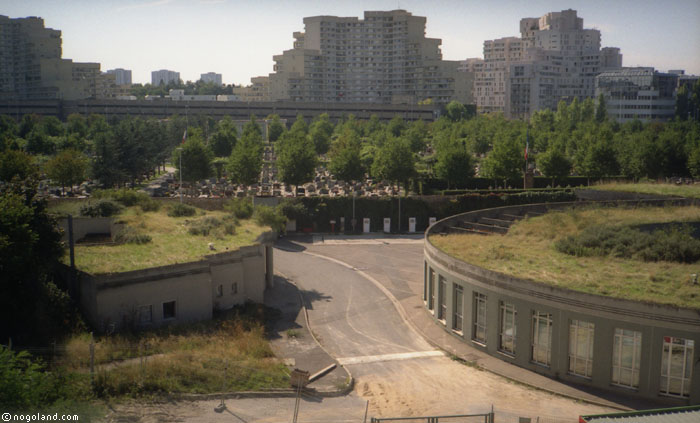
[227,133,263,185]
[289,114,309,135]
[386,115,407,137]
[0,150,35,182]
[45,149,88,194]
[172,133,213,184]
[242,114,262,139]
[595,93,608,123]
[328,129,364,182]
[434,141,475,188]
[66,113,88,137]
[404,119,428,152]
[276,130,318,195]
[371,137,416,192]
[309,113,334,154]
[444,101,469,122]
[580,139,619,179]
[537,144,572,186]
[267,114,286,142]
[210,117,237,158]
[688,144,700,179]
[481,136,524,184]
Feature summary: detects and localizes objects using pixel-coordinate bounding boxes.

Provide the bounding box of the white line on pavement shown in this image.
[337,350,444,365]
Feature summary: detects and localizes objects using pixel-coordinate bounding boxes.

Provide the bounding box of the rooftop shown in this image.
[430,205,700,310]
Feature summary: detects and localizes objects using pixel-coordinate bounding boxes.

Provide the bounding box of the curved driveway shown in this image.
[275,240,614,418]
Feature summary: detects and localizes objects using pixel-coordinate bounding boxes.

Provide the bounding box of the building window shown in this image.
[231,282,238,295]
[660,336,694,398]
[428,268,435,311]
[138,305,153,324]
[162,301,176,320]
[531,311,552,366]
[216,284,223,297]
[453,285,463,332]
[499,302,516,355]
[438,276,447,322]
[473,293,487,344]
[423,262,428,301]
[611,328,642,388]
[569,320,594,378]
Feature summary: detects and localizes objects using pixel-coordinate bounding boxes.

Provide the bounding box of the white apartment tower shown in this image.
[107,68,132,85]
[265,10,471,105]
[200,72,222,85]
[151,69,180,86]
[472,9,622,119]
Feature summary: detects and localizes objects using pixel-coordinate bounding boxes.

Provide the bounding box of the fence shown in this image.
[371,413,493,423]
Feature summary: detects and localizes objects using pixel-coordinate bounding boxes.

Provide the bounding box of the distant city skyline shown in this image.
[3,0,699,86]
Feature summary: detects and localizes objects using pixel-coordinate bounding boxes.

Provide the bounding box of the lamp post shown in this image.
[176,147,183,203]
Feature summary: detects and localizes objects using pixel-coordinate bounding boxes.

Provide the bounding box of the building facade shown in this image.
[106,68,132,85]
[200,72,222,86]
[233,76,271,102]
[0,15,118,100]
[151,69,180,86]
[596,67,678,123]
[425,201,700,405]
[261,10,471,105]
[470,9,622,119]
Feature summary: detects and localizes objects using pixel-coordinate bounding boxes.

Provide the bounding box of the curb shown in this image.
[297,247,631,412]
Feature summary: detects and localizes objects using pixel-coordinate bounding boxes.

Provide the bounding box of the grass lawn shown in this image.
[67,205,267,274]
[592,181,700,199]
[430,205,700,309]
[59,305,288,397]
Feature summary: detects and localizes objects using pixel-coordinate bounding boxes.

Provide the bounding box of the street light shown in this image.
[176,147,183,203]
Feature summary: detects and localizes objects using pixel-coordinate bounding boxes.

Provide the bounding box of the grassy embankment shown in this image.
[63,205,267,274]
[591,181,700,199]
[430,205,700,309]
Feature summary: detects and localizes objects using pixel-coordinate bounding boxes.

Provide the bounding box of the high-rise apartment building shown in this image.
[0,15,116,100]
[151,69,180,86]
[233,76,271,102]
[261,10,471,105]
[200,72,222,86]
[596,67,678,122]
[107,68,132,85]
[470,9,622,119]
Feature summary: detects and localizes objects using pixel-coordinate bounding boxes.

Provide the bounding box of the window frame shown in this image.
[568,320,595,378]
[453,285,463,333]
[660,336,694,398]
[531,311,552,366]
[162,300,177,320]
[472,292,487,344]
[611,328,642,389]
[499,302,516,355]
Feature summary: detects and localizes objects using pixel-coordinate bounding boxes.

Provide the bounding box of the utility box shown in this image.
[290,369,309,388]
[383,218,391,233]
[408,217,416,233]
[363,218,370,233]
[429,217,437,227]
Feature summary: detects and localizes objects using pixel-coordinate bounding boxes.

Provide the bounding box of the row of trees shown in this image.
[2,94,700,195]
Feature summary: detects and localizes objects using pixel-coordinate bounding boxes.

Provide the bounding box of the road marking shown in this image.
[337,350,443,365]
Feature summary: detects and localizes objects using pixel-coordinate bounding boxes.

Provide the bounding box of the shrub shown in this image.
[187,216,222,236]
[225,198,254,219]
[0,347,53,411]
[79,200,122,217]
[113,226,152,244]
[556,224,700,263]
[168,203,196,217]
[139,198,161,212]
[254,205,287,232]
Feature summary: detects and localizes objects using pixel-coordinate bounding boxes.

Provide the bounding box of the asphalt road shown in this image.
[274,241,614,419]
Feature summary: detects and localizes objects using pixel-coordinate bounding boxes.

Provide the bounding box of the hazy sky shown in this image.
[4,0,700,85]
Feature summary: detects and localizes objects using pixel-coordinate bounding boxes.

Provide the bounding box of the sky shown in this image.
[3,0,700,86]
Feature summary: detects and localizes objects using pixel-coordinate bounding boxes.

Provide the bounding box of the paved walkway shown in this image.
[285,234,657,411]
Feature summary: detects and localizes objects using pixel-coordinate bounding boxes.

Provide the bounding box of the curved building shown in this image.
[423,201,699,405]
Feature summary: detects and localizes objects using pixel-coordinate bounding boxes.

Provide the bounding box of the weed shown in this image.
[167,203,196,217]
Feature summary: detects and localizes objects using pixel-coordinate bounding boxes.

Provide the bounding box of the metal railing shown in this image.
[371,412,493,423]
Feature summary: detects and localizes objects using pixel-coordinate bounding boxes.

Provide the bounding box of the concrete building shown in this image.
[470,9,622,119]
[263,10,471,105]
[233,76,271,102]
[425,201,700,405]
[151,69,180,86]
[200,72,222,86]
[0,15,118,100]
[106,68,132,86]
[596,67,678,123]
[168,88,216,101]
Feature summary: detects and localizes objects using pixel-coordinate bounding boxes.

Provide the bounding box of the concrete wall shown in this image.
[424,201,700,405]
[57,217,119,243]
[76,243,271,332]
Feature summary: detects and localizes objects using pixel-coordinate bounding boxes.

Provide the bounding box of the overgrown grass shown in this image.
[430,205,700,309]
[61,305,288,397]
[68,205,267,274]
[592,182,700,199]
